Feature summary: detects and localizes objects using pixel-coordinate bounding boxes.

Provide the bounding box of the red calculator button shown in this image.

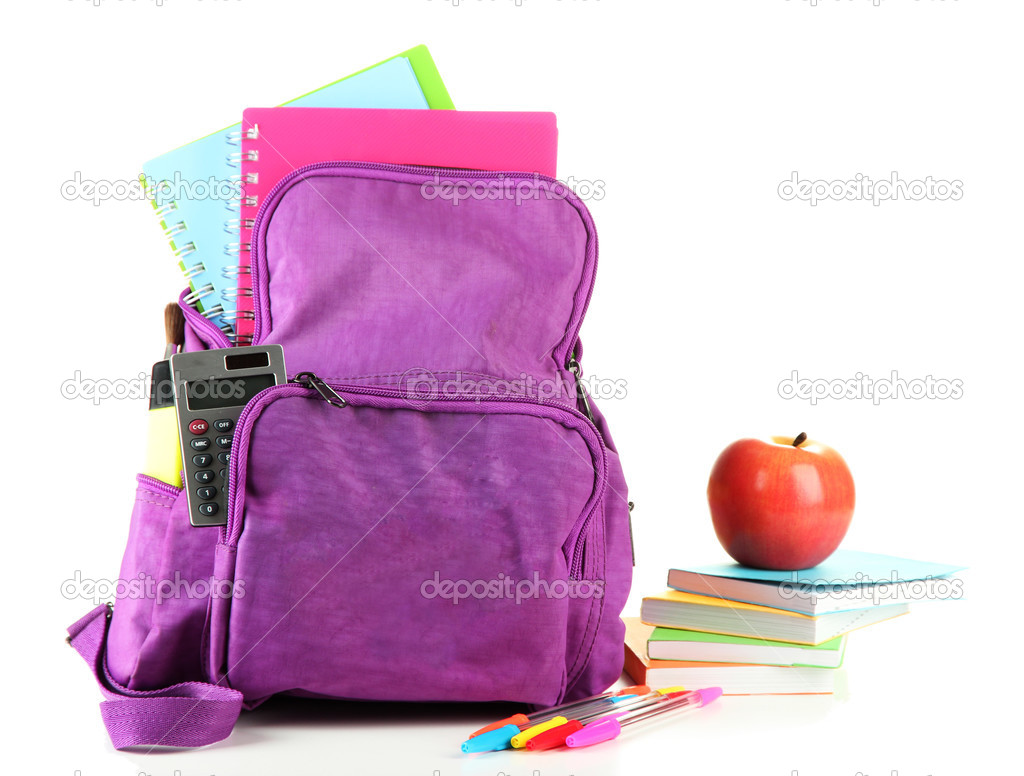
[188,419,210,435]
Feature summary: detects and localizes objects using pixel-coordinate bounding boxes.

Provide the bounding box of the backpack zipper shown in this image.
[292,372,348,408]
[225,374,606,580]
[567,352,595,423]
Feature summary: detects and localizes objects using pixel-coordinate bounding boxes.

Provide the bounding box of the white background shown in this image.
[3,1,1020,774]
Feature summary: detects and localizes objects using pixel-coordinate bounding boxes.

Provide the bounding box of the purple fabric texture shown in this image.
[73,164,632,746]
[250,167,596,390]
[210,386,604,707]
[105,475,213,689]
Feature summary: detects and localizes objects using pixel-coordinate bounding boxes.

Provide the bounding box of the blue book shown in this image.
[143,50,442,336]
[667,550,965,615]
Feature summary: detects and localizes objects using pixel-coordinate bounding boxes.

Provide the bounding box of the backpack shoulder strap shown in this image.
[67,604,243,750]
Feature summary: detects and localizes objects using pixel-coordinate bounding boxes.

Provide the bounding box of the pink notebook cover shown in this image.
[235,108,559,340]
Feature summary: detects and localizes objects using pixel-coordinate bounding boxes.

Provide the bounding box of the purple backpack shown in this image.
[68,163,633,749]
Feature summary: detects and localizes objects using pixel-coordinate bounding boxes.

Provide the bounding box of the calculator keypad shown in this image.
[171,344,286,528]
[186,418,236,524]
[198,503,219,517]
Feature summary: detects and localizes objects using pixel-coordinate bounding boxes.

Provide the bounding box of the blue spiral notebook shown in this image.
[143,46,452,337]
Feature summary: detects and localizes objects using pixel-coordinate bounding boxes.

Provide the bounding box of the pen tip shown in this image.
[698,687,723,705]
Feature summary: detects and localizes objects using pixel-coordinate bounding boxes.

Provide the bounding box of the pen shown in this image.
[565,686,722,748]
[462,716,569,753]
[467,684,650,739]
[462,693,652,753]
[523,688,693,751]
[461,685,692,753]
[508,693,662,749]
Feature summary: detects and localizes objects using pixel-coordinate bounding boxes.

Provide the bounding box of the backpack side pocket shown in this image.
[106,475,219,689]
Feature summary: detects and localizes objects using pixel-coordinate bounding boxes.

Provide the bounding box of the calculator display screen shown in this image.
[185,374,277,411]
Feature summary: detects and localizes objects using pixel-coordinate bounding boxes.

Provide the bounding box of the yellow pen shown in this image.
[509,716,568,748]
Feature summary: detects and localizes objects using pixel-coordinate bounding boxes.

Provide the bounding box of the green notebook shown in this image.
[648,627,847,668]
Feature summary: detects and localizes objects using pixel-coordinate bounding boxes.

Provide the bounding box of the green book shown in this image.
[648,627,847,668]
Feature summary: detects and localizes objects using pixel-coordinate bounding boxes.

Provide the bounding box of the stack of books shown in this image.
[625,550,964,695]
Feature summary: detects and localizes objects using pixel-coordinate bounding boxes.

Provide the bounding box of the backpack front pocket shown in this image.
[209,381,608,707]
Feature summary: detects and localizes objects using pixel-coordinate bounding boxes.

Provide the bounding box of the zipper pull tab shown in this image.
[292,372,348,408]
[567,354,595,423]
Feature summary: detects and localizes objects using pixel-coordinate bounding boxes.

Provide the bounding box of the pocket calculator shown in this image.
[170,345,287,527]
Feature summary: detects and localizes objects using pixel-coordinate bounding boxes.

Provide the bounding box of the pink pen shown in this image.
[565,687,722,748]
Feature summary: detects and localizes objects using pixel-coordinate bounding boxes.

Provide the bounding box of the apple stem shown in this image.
[793,432,808,447]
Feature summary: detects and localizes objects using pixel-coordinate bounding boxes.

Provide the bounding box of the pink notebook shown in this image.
[234,108,559,340]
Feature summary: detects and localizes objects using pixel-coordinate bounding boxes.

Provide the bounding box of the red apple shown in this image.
[706,433,855,570]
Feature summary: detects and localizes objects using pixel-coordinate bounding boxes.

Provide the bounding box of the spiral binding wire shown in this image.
[225,127,259,146]
[182,262,206,279]
[223,218,254,235]
[226,150,259,168]
[146,165,237,338]
[163,221,188,239]
[220,121,261,342]
[183,283,215,305]
[220,315,254,344]
[218,309,255,323]
[172,241,197,258]
[222,242,251,257]
[221,287,254,300]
